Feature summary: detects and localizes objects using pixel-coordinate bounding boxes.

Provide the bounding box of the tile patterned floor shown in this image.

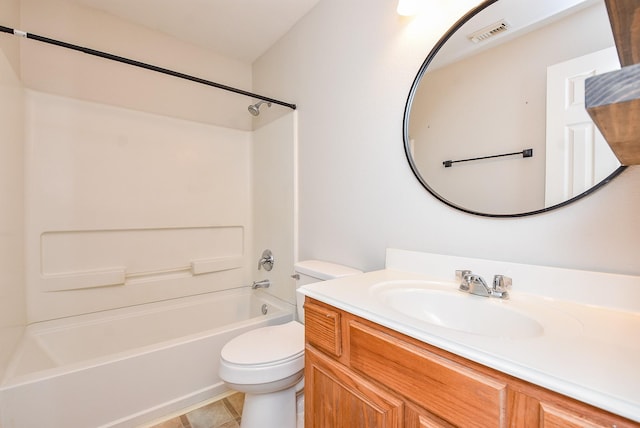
[147,392,244,428]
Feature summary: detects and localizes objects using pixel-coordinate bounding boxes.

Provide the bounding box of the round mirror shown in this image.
[403,0,626,217]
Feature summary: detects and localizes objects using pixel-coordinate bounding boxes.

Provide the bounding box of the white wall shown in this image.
[0,0,26,378]
[20,0,253,131]
[253,0,640,276]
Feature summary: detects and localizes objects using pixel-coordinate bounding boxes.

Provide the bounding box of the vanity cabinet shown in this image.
[304,298,639,428]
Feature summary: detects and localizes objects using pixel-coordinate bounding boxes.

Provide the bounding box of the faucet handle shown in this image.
[456,269,472,291]
[493,275,512,292]
[258,249,274,271]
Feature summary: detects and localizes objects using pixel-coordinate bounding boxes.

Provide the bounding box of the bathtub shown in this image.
[0,288,294,428]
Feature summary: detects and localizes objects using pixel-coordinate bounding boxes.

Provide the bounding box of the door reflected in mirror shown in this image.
[404,0,625,217]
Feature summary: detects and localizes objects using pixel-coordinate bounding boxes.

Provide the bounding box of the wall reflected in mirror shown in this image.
[405,0,625,217]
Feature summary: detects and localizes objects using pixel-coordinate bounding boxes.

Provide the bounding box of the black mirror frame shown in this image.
[402,0,627,218]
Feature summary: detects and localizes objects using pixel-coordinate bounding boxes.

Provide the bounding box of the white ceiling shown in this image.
[72,0,322,63]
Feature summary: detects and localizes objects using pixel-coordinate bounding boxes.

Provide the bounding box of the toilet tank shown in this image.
[294,260,362,322]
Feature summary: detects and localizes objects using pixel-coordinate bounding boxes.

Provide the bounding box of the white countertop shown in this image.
[298,267,640,422]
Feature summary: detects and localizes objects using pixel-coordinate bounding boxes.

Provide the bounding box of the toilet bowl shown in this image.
[218,260,362,428]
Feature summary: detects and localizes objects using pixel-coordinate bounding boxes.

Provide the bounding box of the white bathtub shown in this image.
[0,288,294,428]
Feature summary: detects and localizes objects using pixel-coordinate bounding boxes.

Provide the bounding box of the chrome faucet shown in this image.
[456,270,511,299]
[251,279,271,289]
[461,272,492,297]
[257,249,274,271]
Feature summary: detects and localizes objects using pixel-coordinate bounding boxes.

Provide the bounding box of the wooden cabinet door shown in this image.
[406,402,457,428]
[305,345,403,428]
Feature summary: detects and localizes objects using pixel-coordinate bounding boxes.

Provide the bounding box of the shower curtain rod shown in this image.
[0,25,297,110]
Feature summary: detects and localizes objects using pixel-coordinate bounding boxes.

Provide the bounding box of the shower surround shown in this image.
[25,91,253,321]
[1,84,297,428]
[0,1,302,425]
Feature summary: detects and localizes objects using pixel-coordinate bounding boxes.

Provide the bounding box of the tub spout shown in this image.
[252,279,271,289]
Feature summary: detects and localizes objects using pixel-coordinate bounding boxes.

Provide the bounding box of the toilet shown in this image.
[219,260,362,428]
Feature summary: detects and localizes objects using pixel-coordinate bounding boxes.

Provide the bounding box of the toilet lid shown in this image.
[221,321,305,365]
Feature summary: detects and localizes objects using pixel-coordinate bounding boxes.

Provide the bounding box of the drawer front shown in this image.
[304,300,342,357]
[349,321,507,427]
[539,402,631,428]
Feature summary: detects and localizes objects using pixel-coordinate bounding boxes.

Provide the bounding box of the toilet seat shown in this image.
[219,321,305,385]
[221,321,304,365]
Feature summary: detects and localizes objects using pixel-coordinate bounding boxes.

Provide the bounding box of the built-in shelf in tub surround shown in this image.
[30,226,249,322]
[40,256,244,292]
[298,248,640,423]
[40,227,244,290]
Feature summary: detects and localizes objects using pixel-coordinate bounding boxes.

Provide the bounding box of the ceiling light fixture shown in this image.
[397,0,421,16]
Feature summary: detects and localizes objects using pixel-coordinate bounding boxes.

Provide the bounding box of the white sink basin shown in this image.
[371,280,548,339]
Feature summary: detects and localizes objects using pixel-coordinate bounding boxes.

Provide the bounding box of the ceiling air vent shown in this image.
[467,19,511,43]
